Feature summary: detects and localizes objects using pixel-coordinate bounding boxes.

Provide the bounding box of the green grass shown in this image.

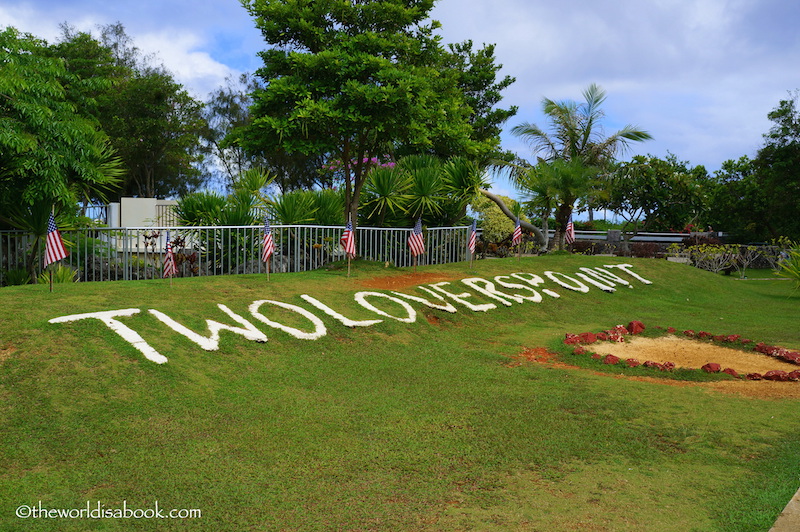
[1,256,799,530]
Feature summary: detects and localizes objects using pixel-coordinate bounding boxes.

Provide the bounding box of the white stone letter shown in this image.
[353,292,417,323]
[493,275,543,303]
[149,304,267,351]
[428,282,496,312]
[49,309,167,364]
[299,295,383,327]
[604,263,653,284]
[249,300,327,340]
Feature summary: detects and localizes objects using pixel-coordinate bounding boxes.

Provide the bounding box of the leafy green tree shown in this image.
[0,27,124,278]
[202,73,266,189]
[705,156,765,242]
[103,67,206,199]
[238,0,477,228]
[602,154,708,236]
[706,92,800,243]
[0,28,123,211]
[752,90,800,240]
[53,23,208,200]
[445,40,517,164]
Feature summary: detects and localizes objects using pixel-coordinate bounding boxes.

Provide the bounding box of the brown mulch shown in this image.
[513,339,800,400]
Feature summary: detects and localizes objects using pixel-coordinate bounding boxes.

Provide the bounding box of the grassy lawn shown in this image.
[1,255,799,530]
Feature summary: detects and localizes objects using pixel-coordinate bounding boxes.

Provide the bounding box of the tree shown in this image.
[393,40,517,164]
[238,0,477,228]
[103,67,206,199]
[705,156,766,242]
[505,84,652,248]
[752,90,800,240]
[706,91,800,243]
[53,23,208,200]
[0,27,123,213]
[602,154,708,237]
[0,27,124,279]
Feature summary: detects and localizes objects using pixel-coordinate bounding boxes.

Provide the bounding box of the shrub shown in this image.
[630,242,660,258]
[776,246,800,289]
[37,265,78,284]
[1,268,30,286]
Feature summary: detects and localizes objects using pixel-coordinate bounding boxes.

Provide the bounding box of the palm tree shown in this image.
[508,83,651,247]
[511,83,652,166]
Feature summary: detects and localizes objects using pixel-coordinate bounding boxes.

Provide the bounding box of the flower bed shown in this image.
[564,321,800,381]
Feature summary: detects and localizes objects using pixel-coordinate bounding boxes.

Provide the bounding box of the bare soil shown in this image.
[591,336,799,375]
[514,340,800,400]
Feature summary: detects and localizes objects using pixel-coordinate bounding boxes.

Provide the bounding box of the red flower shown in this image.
[701,363,721,373]
[602,354,620,365]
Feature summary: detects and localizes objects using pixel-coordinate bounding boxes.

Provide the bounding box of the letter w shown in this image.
[149,305,267,351]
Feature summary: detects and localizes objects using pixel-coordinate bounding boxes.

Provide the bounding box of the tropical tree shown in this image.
[0,28,123,209]
[602,154,708,237]
[237,0,478,228]
[57,23,208,200]
[503,84,652,248]
[752,90,800,240]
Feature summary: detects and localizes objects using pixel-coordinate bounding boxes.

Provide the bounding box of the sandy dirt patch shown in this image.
[513,341,800,400]
[590,336,800,375]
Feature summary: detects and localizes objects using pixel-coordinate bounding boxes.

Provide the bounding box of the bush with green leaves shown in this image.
[1,269,30,287]
[37,265,78,284]
[776,245,800,289]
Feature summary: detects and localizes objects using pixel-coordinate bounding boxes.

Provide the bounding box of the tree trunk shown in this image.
[554,203,572,251]
[478,189,545,245]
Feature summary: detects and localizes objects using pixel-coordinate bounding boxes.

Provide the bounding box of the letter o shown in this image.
[353,292,417,323]
[249,300,327,340]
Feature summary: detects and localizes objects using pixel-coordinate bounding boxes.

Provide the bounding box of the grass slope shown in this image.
[1,256,799,531]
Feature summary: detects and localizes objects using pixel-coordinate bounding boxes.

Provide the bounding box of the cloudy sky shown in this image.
[4,0,799,198]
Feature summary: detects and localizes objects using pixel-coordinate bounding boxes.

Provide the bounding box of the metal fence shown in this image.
[1,225,472,283]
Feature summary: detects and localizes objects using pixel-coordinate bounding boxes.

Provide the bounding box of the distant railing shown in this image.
[0,225,472,283]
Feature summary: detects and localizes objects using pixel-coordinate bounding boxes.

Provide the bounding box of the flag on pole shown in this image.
[408,217,425,257]
[163,231,178,278]
[565,216,576,244]
[261,217,275,262]
[511,217,522,245]
[340,216,356,259]
[44,212,68,267]
[468,220,477,254]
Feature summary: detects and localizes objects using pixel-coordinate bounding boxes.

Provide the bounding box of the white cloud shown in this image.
[135,31,238,98]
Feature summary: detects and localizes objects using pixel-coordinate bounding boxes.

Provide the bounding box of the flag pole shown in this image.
[267,257,271,282]
[347,256,351,277]
[49,266,53,293]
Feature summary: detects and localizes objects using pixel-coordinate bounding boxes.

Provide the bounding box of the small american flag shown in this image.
[408,218,425,257]
[340,216,356,259]
[565,216,576,244]
[262,217,275,262]
[44,212,68,267]
[468,220,477,254]
[163,231,178,278]
[512,217,522,245]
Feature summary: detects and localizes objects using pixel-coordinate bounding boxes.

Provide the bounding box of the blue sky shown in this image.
[4,0,800,200]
